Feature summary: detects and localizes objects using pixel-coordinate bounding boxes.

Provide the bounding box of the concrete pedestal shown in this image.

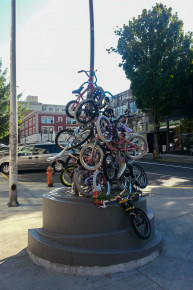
[28,188,163,275]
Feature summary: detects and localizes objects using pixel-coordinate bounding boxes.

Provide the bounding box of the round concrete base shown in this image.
[28,188,163,274]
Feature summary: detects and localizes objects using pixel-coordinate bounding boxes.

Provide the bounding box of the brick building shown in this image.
[19,96,78,144]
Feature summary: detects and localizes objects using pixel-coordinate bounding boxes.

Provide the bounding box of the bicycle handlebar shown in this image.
[47,155,59,161]
[47,148,79,162]
[77,70,97,84]
[114,112,136,124]
[104,91,115,99]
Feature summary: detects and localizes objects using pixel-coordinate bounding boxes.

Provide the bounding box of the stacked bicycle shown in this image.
[47,69,151,239]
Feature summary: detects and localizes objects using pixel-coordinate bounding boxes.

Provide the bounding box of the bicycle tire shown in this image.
[96,115,112,143]
[55,129,74,150]
[74,169,93,197]
[131,163,148,189]
[79,143,104,171]
[93,170,110,195]
[103,153,117,181]
[130,208,151,240]
[124,135,148,160]
[66,100,78,118]
[67,128,94,150]
[74,99,99,125]
[60,166,76,187]
[90,86,104,105]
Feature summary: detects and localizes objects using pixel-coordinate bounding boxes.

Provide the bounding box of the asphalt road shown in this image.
[15,160,193,188]
[138,160,193,187]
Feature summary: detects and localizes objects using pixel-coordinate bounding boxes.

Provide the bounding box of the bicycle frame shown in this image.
[105,133,138,152]
[70,70,97,111]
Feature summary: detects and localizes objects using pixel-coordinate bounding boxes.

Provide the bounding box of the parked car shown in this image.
[0,143,75,174]
[0,146,9,158]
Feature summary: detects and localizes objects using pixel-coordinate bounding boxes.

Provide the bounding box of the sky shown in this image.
[0,0,193,105]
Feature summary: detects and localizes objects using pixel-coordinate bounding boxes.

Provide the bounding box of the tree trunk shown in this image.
[153,128,159,158]
[153,115,160,159]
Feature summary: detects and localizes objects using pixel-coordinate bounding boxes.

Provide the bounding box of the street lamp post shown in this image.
[89,0,94,79]
[8,0,19,207]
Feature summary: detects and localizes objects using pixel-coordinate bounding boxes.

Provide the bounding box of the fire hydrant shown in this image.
[46,166,54,187]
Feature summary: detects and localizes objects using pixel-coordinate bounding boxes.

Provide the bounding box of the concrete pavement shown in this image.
[0,170,193,289]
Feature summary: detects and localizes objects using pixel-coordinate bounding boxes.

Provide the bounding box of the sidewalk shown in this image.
[144,153,193,165]
[0,173,193,289]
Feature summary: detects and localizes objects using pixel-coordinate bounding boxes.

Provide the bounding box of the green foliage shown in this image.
[108,3,193,156]
[175,118,193,135]
[0,61,10,138]
[0,60,28,139]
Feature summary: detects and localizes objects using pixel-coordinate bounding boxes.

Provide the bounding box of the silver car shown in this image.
[0,143,74,174]
[0,146,9,158]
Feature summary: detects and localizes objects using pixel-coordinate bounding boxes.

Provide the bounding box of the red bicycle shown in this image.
[79,113,148,171]
[65,70,104,118]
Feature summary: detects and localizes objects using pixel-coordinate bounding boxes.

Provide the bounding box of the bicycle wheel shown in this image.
[103,153,117,181]
[130,208,151,240]
[67,128,93,150]
[55,129,74,150]
[60,166,76,187]
[93,170,110,195]
[74,99,99,125]
[124,135,148,160]
[96,115,112,143]
[66,100,78,118]
[131,163,148,189]
[74,169,93,197]
[90,86,104,105]
[79,143,104,171]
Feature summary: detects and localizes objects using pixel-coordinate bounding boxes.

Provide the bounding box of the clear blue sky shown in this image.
[0,0,193,105]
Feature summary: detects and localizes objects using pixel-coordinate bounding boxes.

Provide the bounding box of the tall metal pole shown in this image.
[8,0,19,207]
[89,0,94,80]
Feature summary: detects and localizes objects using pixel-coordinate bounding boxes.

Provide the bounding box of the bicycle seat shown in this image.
[72,87,84,94]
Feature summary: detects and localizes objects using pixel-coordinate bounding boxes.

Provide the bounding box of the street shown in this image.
[139,160,193,187]
[6,160,193,188]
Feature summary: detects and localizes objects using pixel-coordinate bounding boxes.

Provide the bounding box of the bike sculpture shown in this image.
[47,69,150,240]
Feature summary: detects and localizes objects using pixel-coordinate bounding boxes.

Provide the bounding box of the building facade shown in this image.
[113,90,193,156]
[19,96,78,144]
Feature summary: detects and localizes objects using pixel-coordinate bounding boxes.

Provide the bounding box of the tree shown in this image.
[0,60,27,139]
[0,62,10,138]
[108,3,193,157]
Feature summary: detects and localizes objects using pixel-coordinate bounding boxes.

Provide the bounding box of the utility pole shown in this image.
[8,0,19,207]
[89,0,94,79]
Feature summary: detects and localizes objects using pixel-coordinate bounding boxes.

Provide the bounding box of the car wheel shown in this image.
[1,163,9,175]
[52,161,64,172]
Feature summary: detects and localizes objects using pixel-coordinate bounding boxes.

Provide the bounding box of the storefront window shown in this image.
[169,118,193,154]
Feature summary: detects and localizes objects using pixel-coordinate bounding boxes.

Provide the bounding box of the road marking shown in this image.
[144,185,193,189]
[140,161,193,170]
[160,186,193,189]
[0,173,8,179]
[146,171,193,181]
